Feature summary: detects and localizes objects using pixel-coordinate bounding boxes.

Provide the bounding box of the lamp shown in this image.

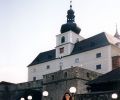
[43,91,49,97]
[27,95,32,100]
[69,87,76,100]
[43,91,49,100]
[69,87,76,94]
[111,93,118,99]
[20,97,25,100]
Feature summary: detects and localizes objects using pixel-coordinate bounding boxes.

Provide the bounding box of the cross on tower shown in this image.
[70,0,72,9]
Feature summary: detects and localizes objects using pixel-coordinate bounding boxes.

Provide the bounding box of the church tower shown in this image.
[56,1,84,58]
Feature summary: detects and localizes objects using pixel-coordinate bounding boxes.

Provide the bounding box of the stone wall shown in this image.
[0,80,43,100]
[42,67,101,100]
[0,67,101,100]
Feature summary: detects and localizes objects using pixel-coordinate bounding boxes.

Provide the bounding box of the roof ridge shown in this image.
[71,32,109,55]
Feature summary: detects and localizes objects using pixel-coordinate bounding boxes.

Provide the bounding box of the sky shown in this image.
[0,0,120,83]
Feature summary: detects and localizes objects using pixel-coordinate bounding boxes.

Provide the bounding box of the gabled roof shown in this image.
[28,49,56,66]
[87,67,120,85]
[71,32,110,55]
[28,32,110,67]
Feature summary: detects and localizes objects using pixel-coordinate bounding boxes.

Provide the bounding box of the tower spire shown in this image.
[60,0,81,34]
[116,24,118,34]
[114,24,120,39]
[67,0,75,23]
[70,0,72,9]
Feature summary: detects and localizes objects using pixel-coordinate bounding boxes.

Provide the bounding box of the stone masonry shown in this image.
[0,67,101,100]
[0,80,43,100]
[42,67,101,100]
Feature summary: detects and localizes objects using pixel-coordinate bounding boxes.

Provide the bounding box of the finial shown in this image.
[116,24,118,34]
[114,24,120,39]
[70,0,72,9]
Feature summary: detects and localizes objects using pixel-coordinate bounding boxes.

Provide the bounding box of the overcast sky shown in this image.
[0,0,120,83]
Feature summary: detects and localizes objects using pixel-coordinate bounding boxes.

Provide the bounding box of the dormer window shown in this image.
[61,36,65,43]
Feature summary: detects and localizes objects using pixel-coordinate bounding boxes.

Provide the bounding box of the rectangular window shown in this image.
[33,77,36,81]
[75,58,79,63]
[96,53,101,58]
[60,47,64,53]
[46,65,50,69]
[96,64,101,70]
[51,75,54,80]
[86,72,90,78]
[64,72,67,78]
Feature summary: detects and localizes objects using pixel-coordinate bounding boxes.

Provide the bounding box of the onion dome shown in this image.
[60,1,81,34]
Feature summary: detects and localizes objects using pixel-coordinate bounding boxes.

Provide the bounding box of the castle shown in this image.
[28,1,120,81]
[0,1,120,100]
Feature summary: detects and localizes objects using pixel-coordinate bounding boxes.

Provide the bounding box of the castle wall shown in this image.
[42,67,101,100]
[0,80,43,100]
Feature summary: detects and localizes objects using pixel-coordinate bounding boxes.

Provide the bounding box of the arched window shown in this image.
[61,36,65,43]
[64,72,67,78]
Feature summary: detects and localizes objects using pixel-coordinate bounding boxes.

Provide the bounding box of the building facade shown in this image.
[28,3,120,81]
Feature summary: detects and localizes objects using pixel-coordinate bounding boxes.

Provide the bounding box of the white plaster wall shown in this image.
[70,31,84,43]
[56,32,70,46]
[56,43,74,58]
[111,45,120,56]
[56,31,84,58]
[28,45,112,81]
[56,31,84,46]
[28,59,60,81]
[59,45,112,74]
